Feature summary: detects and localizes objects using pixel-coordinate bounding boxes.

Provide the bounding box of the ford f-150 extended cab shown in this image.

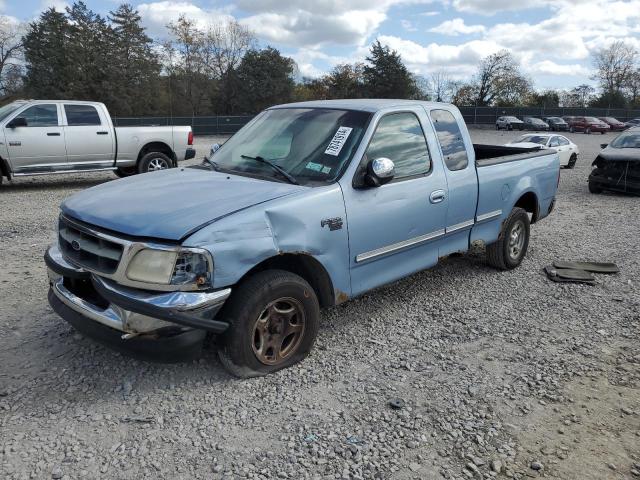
[0,100,195,184]
[45,100,559,377]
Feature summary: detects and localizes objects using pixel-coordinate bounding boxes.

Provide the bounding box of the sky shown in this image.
[4,0,640,90]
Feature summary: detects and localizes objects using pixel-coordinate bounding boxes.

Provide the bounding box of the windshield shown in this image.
[609,131,640,149]
[208,108,371,185]
[515,135,547,145]
[0,101,25,123]
[602,117,617,122]
[585,117,600,123]
[505,116,519,121]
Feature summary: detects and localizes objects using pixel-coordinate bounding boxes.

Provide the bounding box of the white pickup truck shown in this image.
[0,100,195,184]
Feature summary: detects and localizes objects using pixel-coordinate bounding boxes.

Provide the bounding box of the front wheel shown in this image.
[217,270,320,378]
[569,126,574,133]
[588,180,603,194]
[486,207,530,270]
[138,152,173,174]
[585,128,591,134]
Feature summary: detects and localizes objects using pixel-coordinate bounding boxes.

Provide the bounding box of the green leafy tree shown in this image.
[65,2,111,100]
[234,47,295,113]
[107,4,161,116]
[363,40,418,99]
[325,63,365,99]
[23,8,72,98]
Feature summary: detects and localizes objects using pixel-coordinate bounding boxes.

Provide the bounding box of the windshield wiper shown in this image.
[241,154,299,185]
[202,156,221,171]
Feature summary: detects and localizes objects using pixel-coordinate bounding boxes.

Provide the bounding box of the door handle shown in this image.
[429,190,446,204]
[47,132,60,136]
[97,131,108,135]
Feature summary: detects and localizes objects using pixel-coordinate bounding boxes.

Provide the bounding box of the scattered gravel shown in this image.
[0,130,639,479]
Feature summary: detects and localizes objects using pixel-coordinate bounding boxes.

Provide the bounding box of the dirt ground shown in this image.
[0,129,638,480]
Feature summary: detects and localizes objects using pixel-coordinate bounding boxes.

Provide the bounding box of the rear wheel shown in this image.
[569,126,574,133]
[138,152,173,174]
[567,154,577,169]
[585,128,591,134]
[486,207,530,270]
[217,270,320,378]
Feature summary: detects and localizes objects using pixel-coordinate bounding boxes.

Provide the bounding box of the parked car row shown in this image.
[496,115,640,134]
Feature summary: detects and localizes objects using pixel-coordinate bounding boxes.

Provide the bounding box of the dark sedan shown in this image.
[598,117,626,131]
[589,127,640,195]
[543,117,569,131]
[522,117,550,131]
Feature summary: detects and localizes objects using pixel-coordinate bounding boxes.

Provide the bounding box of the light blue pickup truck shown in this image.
[45,100,559,377]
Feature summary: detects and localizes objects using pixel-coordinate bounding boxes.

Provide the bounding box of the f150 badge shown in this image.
[321,217,343,231]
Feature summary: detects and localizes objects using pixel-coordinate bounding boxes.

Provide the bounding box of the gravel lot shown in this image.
[0,129,639,480]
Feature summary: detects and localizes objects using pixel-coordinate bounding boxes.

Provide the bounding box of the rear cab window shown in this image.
[429,109,469,171]
[64,105,102,126]
[365,112,431,180]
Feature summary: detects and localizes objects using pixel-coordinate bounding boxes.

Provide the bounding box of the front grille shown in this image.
[58,217,123,274]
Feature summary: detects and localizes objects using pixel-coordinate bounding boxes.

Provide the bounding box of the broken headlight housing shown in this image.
[126,248,212,289]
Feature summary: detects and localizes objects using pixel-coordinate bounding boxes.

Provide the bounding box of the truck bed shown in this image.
[474,144,546,167]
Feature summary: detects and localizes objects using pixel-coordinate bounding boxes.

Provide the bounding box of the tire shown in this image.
[600,131,606,135]
[588,180,602,194]
[495,124,499,130]
[569,126,574,133]
[567,154,577,169]
[486,207,530,270]
[114,167,137,178]
[585,128,591,134]
[217,270,320,378]
[138,152,173,174]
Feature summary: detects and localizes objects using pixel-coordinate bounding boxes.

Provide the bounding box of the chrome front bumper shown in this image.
[46,244,231,335]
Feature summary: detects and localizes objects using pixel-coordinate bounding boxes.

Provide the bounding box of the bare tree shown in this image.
[572,84,595,107]
[0,16,24,97]
[428,70,452,102]
[626,70,640,106]
[202,20,255,113]
[472,50,531,106]
[592,41,638,96]
[164,16,210,115]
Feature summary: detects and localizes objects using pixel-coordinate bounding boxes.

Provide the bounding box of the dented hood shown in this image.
[61,168,305,241]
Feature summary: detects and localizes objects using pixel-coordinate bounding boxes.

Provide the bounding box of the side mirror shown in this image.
[365,157,395,187]
[7,117,27,128]
[600,143,608,149]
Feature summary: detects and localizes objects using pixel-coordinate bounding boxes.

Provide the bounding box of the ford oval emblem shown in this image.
[71,240,81,251]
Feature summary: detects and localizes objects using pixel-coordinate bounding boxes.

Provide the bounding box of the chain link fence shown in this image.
[112,107,640,134]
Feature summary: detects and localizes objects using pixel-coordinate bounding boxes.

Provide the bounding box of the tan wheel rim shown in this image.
[251,297,305,365]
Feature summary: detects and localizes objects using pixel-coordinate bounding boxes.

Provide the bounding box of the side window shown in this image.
[65,105,101,126]
[558,137,570,146]
[365,112,431,179]
[430,109,469,171]
[549,137,560,147]
[19,104,58,127]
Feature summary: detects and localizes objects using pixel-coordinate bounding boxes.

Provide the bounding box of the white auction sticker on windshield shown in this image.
[324,126,353,156]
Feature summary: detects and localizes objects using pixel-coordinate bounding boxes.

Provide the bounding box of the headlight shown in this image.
[126,248,212,288]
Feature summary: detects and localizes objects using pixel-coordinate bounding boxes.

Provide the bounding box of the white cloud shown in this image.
[401,19,418,32]
[38,0,68,13]
[137,1,234,38]
[419,10,440,16]
[429,18,485,36]
[527,60,590,76]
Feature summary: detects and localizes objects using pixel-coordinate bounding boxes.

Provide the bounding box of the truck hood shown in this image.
[599,147,640,162]
[61,168,305,241]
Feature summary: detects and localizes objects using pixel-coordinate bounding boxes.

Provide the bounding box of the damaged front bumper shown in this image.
[45,244,231,360]
[589,159,640,195]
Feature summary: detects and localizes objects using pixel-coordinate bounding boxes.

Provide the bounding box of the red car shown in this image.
[567,116,610,134]
[598,117,626,131]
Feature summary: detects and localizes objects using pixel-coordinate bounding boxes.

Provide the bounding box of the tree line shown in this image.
[1,2,639,116]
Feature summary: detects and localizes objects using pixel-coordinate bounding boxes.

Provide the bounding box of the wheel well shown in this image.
[241,253,335,308]
[137,142,176,166]
[514,191,539,223]
[0,156,11,179]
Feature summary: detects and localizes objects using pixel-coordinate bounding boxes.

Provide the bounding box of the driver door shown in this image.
[341,109,448,295]
[4,103,67,172]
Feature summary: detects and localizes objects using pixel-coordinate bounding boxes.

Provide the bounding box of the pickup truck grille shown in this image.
[58,217,123,274]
